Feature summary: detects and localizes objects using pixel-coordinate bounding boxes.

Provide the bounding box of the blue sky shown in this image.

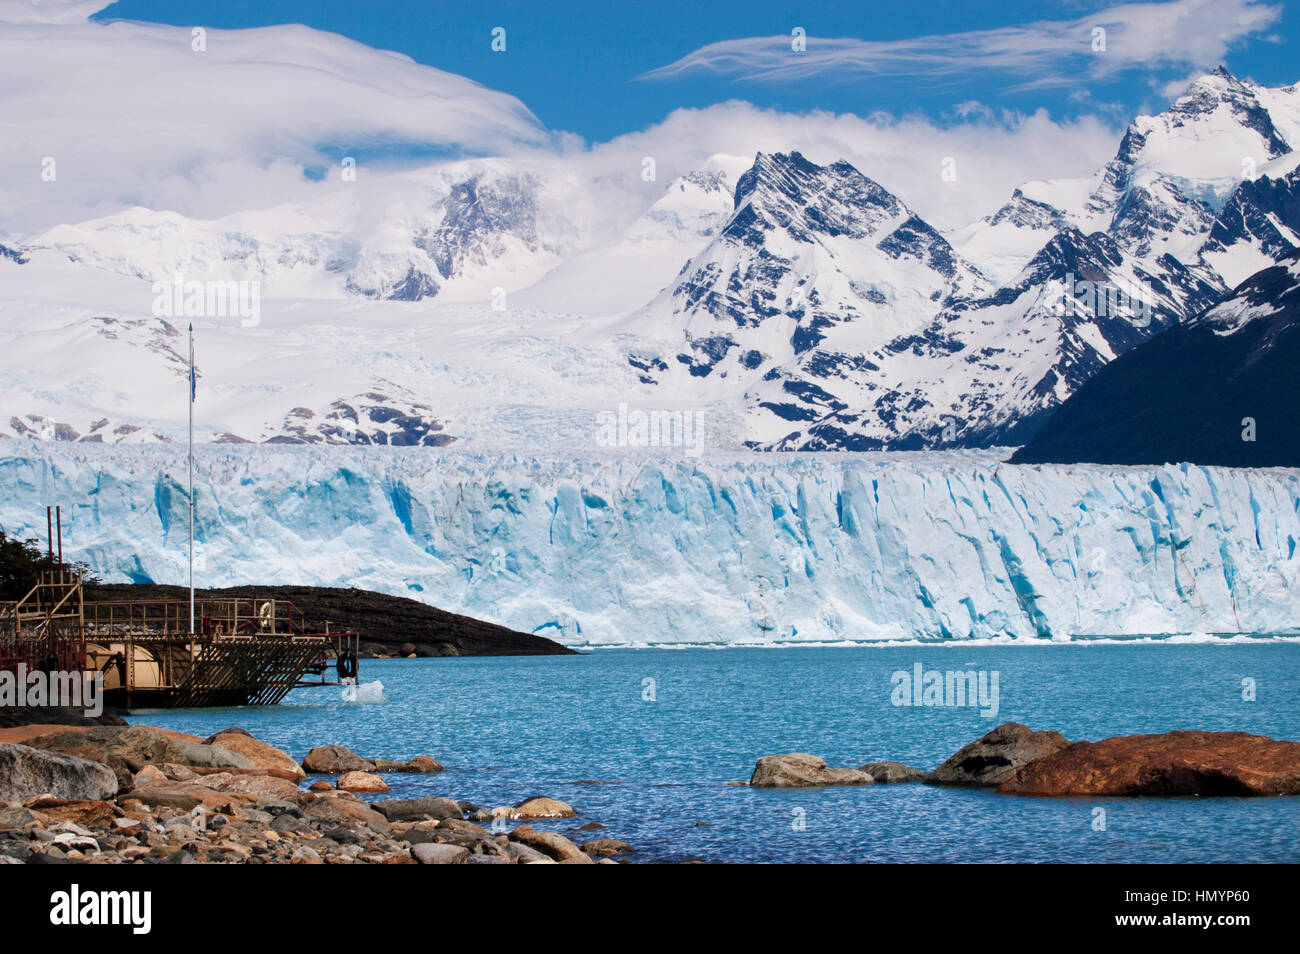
[97,0,1299,144]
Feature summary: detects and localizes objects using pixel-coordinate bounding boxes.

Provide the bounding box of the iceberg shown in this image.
[0,442,1296,647]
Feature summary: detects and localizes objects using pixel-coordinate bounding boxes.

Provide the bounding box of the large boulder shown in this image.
[337,771,388,794]
[0,743,118,802]
[304,745,442,775]
[750,753,874,788]
[497,796,576,819]
[371,795,462,822]
[302,794,390,831]
[860,761,929,784]
[928,723,1070,788]
[412,843,469,864]
[125,779,246,814]
[506,842,556,864]
[1001,730,1300,797]
[509,825,591,863]
[174,741,252,770]
[188,771,305,802]
[205,729,305,781]
[303,745,373,775]
[24,726,188,790]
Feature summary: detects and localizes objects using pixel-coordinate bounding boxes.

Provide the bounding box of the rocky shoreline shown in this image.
[4,720,1298,865]
[0,724,630,864]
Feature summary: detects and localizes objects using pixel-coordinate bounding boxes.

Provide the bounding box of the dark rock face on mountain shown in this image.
[344,260,441,301]
[1170,66,1293,157]
[268,390,455,447]
[1012,250,1300,467]
[1197,162,1300,279]
[344,171,551,302]
[84,583,576,657]
[416,173,543,281]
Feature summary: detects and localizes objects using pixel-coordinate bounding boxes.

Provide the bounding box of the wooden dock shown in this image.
[2,569,359,709]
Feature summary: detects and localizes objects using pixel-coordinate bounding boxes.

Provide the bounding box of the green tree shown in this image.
[0,529,98,601]
[0,529,47,600]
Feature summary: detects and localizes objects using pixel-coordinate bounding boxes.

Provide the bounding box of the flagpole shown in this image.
[188,322,195,637]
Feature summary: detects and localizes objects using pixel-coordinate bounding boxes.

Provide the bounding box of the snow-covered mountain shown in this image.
[2,442,1296,645]
[811,67,1300,449]
[621,70,1300,451]
[776,227,1223,450]
[18,159,598,305]
[1014,248,1300,467]
[1197,151,1300,287]
[623,151,991,446]
[4,69,1300,452]
[640,150,989,351]
[953,68,1300,282]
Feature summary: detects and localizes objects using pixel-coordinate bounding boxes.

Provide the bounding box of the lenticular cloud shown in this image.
[0,1,550,231]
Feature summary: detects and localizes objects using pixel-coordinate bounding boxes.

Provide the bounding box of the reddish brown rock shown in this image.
[127,780,248,814]
[302,745,374,775]
[189,771,305,802]
[1001,730,1300,797]
[205,729,306,782]
[19,797,120,827]
[186,764,300,783]
[499,796,577,819]
[370,755,443,774]
[508,825,591,862]
[22,726,188,791]
[337,771,389,794]
[303,793,391,831]
[581,837,633,856]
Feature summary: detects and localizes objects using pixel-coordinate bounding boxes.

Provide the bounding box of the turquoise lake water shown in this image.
[130,644,1300,863]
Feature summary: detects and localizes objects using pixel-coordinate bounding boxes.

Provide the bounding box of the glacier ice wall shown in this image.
[0,441,1297,646]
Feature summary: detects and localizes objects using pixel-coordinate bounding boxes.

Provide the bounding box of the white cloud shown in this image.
[640,0,1281,88]
[0,0,550,232]
[578,101,1120,232]
[0,0,112,25]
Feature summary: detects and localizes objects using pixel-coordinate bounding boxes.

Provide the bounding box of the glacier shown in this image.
[0,440,1296,647]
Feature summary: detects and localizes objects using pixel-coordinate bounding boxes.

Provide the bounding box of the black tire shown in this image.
[336,651,358,680]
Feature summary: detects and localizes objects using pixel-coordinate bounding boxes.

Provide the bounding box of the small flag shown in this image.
[189,323,196,403]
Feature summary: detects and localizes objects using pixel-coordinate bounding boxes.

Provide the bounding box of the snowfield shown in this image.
[2,441,1295,647]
